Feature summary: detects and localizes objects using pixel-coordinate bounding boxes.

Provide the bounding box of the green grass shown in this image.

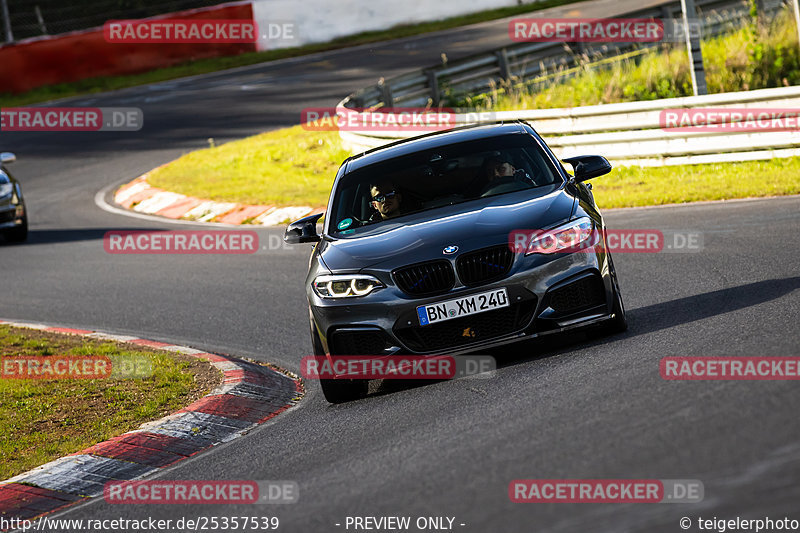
[147,125,349,207]
[0,325,220,480]
[0,0,584,107]
[595,158,800,208]
[463,8,800,110]
[148,118,800,210]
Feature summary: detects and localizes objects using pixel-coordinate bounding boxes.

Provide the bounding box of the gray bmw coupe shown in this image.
[285,121,625,402]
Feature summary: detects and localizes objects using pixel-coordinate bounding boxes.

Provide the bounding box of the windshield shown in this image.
[330,134,561,235]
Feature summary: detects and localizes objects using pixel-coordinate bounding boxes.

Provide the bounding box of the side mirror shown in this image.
[0,152,16,165]
[284,212,324,244]
[562,155,611,182]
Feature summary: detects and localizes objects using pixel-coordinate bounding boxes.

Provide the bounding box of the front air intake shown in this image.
[393,260,455,297]
[456,245,514,286]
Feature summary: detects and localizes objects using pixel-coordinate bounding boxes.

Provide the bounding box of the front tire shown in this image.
[319,377,368,404]
[4,216,27,243]
[310,318,368,403]
[604,253,627,333]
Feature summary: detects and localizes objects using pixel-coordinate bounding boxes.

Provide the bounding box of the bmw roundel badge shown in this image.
[443,245,458,255]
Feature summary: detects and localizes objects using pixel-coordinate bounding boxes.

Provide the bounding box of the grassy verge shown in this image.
[0,0,583,108]
[0,325,221,480]
[148,125,349,207]
[465,7,800,110]
[148,125,800,209]
[596,158,800,208]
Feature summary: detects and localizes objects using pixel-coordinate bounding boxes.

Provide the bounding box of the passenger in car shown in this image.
[464,154,531,198]
[485,154,517,180]
[484,154,536,187]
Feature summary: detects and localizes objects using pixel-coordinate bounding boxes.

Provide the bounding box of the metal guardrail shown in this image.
[336,0,800,166]
[341,0,786,109]
[338,85,800,166]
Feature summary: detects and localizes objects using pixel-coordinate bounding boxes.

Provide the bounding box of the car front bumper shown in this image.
[309,245,616,357]
[0,202,24,230]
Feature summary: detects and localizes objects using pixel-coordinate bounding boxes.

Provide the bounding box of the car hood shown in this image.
[319,186,575,272]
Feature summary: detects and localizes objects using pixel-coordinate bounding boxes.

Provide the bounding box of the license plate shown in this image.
[417,288,509,326]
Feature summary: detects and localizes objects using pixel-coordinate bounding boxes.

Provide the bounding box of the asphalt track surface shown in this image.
[2,0,800,530]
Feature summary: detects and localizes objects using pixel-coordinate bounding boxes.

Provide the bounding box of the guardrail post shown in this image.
[1,0,13,43]
[495,49,512,80]
[426,70,440,107]
[660,4,675,49]
[35,5,47,35]
[681,0,708,95]
[377,78,394,107]
[793,0,800,54]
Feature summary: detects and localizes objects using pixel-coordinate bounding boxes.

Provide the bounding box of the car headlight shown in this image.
[0,183,11,200]
[526,218,596,255]
[313,274,384,298]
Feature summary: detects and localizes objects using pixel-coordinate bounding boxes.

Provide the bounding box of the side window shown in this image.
[521,147,555,185]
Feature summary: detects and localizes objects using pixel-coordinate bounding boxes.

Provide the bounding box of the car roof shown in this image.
[343,121,532,173]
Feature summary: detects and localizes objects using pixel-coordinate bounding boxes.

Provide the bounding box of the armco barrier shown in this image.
[0,2,255,94]
[336,85,800,166]
[343,0,784,109]
[333,0,797,166]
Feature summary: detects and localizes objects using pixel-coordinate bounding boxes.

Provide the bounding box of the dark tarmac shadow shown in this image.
[365,276,800,399]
